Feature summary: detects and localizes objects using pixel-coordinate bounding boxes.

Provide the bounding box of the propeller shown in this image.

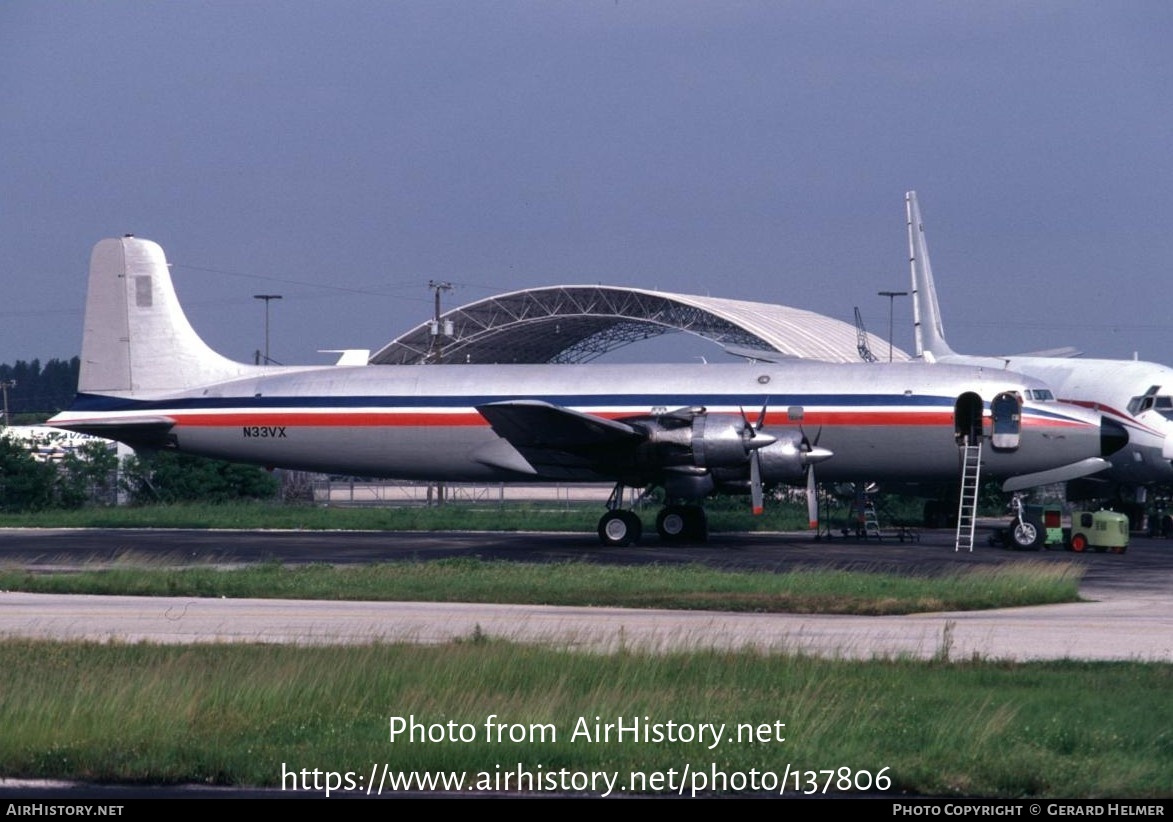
[806,461,819,532]
[740,401,772,515]
[801,426,832,532]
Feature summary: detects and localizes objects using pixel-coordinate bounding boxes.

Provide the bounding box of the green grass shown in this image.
[0,499,824,532]
[2,501,1162,798]
[0,558,1085,615]
[0,639,1168,798]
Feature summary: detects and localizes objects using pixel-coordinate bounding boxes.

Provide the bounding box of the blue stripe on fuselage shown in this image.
[69,391,964,413]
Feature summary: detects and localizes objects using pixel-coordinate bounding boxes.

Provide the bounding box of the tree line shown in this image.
[0,357,282,510]
[0,439,280,513]
[0,358,80,420]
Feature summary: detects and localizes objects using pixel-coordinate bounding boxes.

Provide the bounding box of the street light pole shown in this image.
[427,280,453,364]
[253,294,282,364]
[877,290,908,362]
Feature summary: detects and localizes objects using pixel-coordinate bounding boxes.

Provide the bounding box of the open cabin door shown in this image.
[954,392,984,446]
[989,391,1022,450]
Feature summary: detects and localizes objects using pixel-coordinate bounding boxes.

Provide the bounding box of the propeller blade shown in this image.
[750,451,764,515]
[755,398,769,430]
[740,399,771,438]
[806,466,819,531]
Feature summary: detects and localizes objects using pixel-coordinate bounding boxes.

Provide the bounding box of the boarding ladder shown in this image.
[852,488,883,540]
[861,493,882,540]
[954,437,982,552]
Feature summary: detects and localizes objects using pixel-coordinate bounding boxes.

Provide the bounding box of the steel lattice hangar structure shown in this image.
[369,285,910,365]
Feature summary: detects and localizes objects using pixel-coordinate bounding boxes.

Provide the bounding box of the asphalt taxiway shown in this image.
[1,527,1170,661]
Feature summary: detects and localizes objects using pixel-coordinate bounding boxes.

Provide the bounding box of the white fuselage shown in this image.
[51,360,1115,489]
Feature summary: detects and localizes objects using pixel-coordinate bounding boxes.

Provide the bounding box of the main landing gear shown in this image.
[597,509,643,547]
[654,504,708,543]
[596,486,709,546]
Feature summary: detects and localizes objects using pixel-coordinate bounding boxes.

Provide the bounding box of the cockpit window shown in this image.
[1027,389,1054,401]
[1128,394,1173,420]
[1128,396,1153,415]
[1154,396,1173,420]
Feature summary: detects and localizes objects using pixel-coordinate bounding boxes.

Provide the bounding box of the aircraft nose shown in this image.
[1158,419,1173,460]
[1101,418,1129,457]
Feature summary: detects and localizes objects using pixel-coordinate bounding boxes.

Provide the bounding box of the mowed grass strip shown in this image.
[0,559,1084,615]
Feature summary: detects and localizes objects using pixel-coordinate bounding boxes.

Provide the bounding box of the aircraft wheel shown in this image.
[1010,518,1042,550]
[598,510,641,547]
[656,506,690,542]
[1070,533,1088,553]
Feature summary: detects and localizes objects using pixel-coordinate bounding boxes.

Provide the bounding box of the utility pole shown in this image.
[877,290,908,362]
[0,380,14,427]
[426,280,453,505]
[253,294,282,364]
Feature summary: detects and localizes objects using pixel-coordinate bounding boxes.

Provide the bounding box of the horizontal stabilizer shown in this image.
[1010,346,1083,359]
[319,349,371,366]
[49,416,176,449]
[1001,457,1110,493]
[720,344,793,364]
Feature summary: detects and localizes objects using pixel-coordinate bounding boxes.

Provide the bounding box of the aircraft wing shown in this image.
[475,400,644,479]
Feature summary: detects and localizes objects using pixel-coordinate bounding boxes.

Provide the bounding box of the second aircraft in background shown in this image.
[907,190,1173,525]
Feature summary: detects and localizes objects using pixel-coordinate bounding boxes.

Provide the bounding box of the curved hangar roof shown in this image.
[369,285,911,365]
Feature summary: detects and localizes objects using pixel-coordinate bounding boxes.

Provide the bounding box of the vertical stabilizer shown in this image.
[905,191,956,360]
[79,236,260,396]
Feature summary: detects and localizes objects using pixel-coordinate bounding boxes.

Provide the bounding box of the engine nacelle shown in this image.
[755,429,816,483]
[619,410,831,499]
[629,411,766,471]
[691,413,759,468]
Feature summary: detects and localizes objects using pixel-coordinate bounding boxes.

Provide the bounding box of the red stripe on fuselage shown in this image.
[171,412,489,427]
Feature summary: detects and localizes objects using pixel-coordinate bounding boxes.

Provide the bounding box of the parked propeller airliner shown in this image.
[49,236,1126,545]
[906,191,1173,524]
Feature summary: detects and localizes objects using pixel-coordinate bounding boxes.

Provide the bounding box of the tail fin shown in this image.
[905,191,956,360]
[79,236,260,396]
